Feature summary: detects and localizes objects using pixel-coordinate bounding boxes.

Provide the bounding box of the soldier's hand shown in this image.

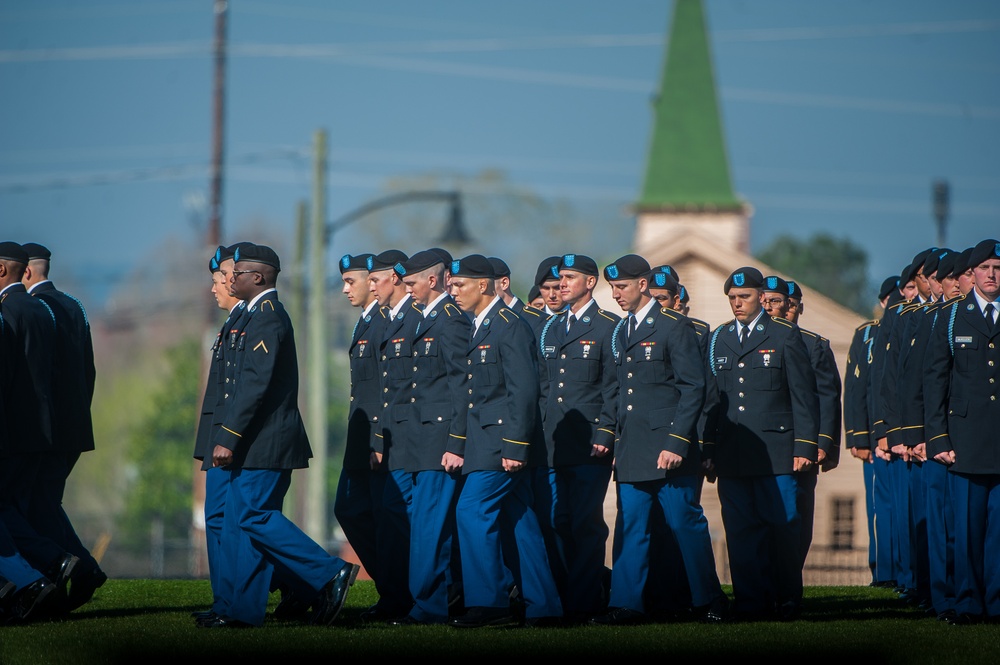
[850,448,872,462]
[877,437,889,451]
[912,443,927,462]
[702,459,716,483]
[212,445,233,468]
[591,444,611,458]
[793,456,813,472]
[933,450,956,466]
[370,451,383,470]
[441,452,464,473]
[817,449,828,463]
[502,457,524,473]
[875,446,892,462]
[657,450,683,471]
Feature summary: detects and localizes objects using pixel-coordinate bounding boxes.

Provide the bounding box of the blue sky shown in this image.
[1,0,998,305]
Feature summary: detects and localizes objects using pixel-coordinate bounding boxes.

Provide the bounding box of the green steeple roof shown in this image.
[638,0,741,211]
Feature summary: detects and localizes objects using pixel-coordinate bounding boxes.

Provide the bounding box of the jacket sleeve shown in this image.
[663,318,706,459]
[813,336,842,463]
[498,313,540,462]
[785,327,820,461]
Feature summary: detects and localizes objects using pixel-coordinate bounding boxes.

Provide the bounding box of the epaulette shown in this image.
[942,294,965,308]
[598,309,617,322]
[410,301,423,313]
[771,317,795,328]
[520,305,541,318]
[659,307,680,320]
[800,328,818,338]
[497,308,516,323]
[378,305,390,318]
[443,302,462,317]
[691,319,709,330]
[901,302,922,315]
[259,299,275,312]
[856,320,875,332]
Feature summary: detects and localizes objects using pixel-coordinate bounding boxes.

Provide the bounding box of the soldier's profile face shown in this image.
[958,269,975,295]
[901,280,918,301]
[941,275,961,300]
[649,289,677,311]
[341,270,371,307]
[540,280,563,310]
[402,273,433,305]
[368,271,396,303]
[973,258,1000,299]
[727,288,762,322]
[609,278,643,313]
[450,277,483,314]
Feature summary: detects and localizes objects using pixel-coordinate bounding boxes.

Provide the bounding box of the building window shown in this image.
[830,496,855,551]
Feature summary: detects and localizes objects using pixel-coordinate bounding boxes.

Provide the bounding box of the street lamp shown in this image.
[305,188,469,548]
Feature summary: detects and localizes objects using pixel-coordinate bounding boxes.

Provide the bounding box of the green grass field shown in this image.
[2,581,998,664]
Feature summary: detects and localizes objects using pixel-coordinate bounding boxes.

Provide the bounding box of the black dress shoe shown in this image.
[448,606,520,628]
[388,615,429,626]
[695,596,731,624]
[66,567,108,612]
[10,578,57,622]
[197,615,253,629]
[48,554,80,592]
[588,607,646,626]
[937,609,958,622]
[310,563,360,626]
[947,612,982,626]
[273,591,311,620]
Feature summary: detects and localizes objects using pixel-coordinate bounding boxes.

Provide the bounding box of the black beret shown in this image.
[212,245,227,264]
[951,247,974,276]
[679,284,689,303]
[968,238,1000,268]
[723,266,764,293]
[488,257,511,278]
[21,242,51,261]
[923,248,952,277]
[369,249,408,273]
[209,256,221,273]
[428,247,453,268]
[451,254,495,279]
[878,275,900,300]
[909,247,936,274]
[651,264,680,283]
[935,252,957,282]
[339,252,375,274]
[762,275,789,295]
[603,254,650,281]
[786,280,803,300]
[528,284,541,302]
[558,253,598,277]
[534,256,562,286]
[220,242,253,264]
[646,269,678,293]
[233,243,281,271]
[398,249,445,276]
[0,242,28,264]
[900,261,921,285]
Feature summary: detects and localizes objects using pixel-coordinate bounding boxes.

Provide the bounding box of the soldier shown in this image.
[331,252,396,622]
[536,254,619,622]
[206,243,360,627]
[591,254,727,626]
[704,266,819,621]
[536,256,566,317]
[924,238,1000,625]
[190,245,247,624]
[368,249,418,621]
[766,276,842,570]
[677,284,691,317]
[20,242,107,612]
[390,250,471,625]
[0,242,61,623]
[528,285,544,310]
[446,255,562,628]
[844,275,899,587]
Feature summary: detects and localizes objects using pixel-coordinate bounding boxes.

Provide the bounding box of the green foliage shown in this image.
[756,233,874,317]
[120,339,201,548]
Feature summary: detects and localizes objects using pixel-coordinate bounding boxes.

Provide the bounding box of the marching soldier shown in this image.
[536,254,619,622]
[704,266,819,621]
[924,238,1000,625]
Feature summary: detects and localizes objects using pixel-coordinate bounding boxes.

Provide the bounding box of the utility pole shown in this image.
[305,130,328,545]
[192,0,228,578]
[932,179,949,249]
[288,200,308,523]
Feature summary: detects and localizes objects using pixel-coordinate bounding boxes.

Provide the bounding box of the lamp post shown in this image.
[304,185,468,547]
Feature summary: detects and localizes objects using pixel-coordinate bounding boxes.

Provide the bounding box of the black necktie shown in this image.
[987,303,997,328]
[567,313,576,333]
[740,326,750,347]
[628,314,638,339]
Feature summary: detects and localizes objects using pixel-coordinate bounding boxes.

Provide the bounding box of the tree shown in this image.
[121,339,201,555]
[756,233,874,317]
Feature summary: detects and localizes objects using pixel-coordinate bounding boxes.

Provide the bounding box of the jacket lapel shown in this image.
[470,299,503,351]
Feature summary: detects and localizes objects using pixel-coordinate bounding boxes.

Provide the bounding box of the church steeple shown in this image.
[637,0,741,212]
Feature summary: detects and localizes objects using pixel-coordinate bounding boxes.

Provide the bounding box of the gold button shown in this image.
[991,361,995,367]
[437,416,443,421]
[992,396,997,401]
[561,354,566,359]
[738,362,745,368]
[557,397,563,403]
[739,377,745,384]
[627,388,633,394]
[350,396,354,401]
[373,416,378,422]
[383,402,388,408]
[468,359,472,365]
[559,368,565,374]
[627,357,632,362]
[469,389,473,394]
[498,419,503,424]
[558,382,564,388]
[738,406,745,412]
[384,388,388,393]
[410,397,415,402]
[469,403,474,408]
[627,373,633,379]
[627,404,633,411]
[739,392,744,398]
[468,374,473,379]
